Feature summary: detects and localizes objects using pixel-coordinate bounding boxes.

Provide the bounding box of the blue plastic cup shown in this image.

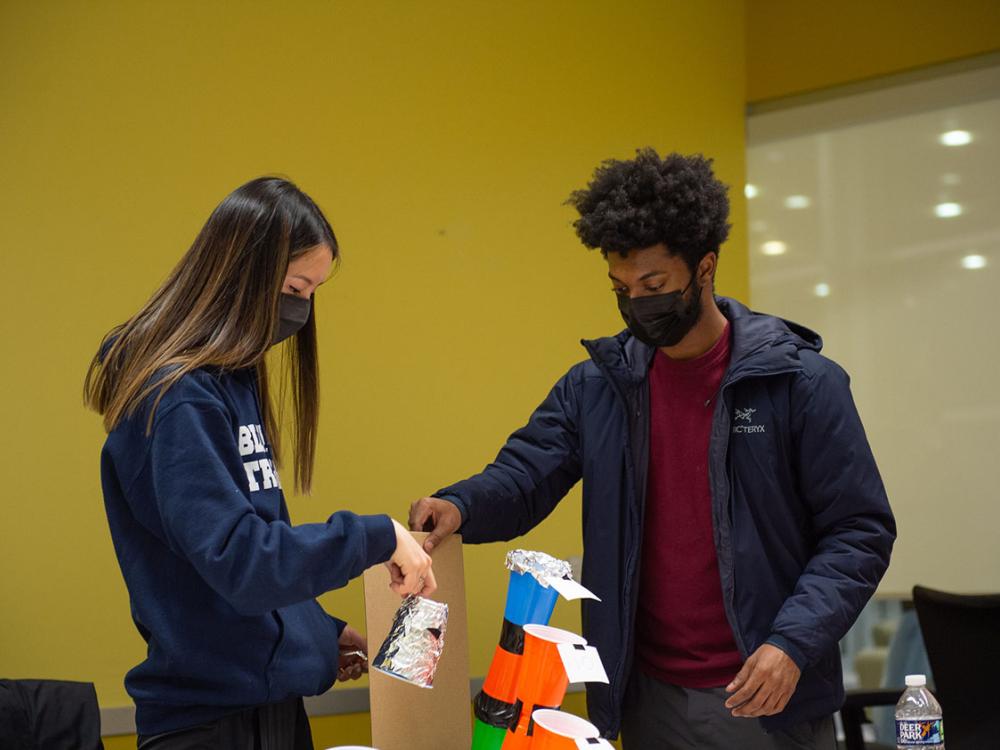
[503,569,560,627]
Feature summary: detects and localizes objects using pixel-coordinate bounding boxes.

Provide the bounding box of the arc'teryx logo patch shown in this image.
[733,407,765,434]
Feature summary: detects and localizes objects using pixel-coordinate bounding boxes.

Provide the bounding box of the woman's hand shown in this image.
[337,625,368,682]
[385,519,437,597]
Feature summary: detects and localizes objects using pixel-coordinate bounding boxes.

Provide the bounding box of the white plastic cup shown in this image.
[521,623,587,647]
[531,709,602,749]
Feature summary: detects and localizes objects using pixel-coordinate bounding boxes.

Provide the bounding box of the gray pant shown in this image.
[620,670,837,750]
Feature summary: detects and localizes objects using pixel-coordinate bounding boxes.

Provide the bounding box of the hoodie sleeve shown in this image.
[144,400,397,617]
[766,357,896,669]
[433,367,584,543]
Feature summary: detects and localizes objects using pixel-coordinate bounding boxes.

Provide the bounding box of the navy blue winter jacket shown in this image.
[100,365,397,735]
[437,297,895,737]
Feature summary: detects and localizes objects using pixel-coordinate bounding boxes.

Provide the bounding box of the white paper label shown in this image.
[557,643,610,684]
[575,739,614,749]
[546,576,601,602]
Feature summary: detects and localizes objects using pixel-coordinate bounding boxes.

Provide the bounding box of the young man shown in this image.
[410,150,895,749]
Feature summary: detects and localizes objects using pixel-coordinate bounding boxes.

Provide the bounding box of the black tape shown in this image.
[498,618,525,655]
[524,703,559,736]
[473,690,518,729]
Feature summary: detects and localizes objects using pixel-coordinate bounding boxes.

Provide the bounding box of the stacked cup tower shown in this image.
[470,551,571,750]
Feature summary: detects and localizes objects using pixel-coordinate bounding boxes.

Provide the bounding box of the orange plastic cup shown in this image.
[503,625,587,747]
[529,709,601,750]
[483,643,523,704]
[502,731,533,750]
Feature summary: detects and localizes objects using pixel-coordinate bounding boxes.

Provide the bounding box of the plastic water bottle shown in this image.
[895,674,944,749]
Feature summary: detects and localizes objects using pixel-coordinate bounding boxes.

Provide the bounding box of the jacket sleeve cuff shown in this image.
[328,614,348,640]
[360,514,397,567]
[437,493,469,526]
[765,633,809,671]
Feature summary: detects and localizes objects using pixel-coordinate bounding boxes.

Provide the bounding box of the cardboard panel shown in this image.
[363,532,471,750]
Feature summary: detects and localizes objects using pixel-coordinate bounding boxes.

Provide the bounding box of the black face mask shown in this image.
[616,274,702,348]
[271,293,312,345]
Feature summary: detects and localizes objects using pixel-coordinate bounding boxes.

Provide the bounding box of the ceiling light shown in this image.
[761,241,787,256]
[934,202,962,218]
[745,184,759,199]
[784,195,811,209]
[814,283,831,298]
[961,254,987,270]
[940,130,972,146]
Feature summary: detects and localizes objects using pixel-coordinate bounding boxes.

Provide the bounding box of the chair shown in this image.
[0,679,104,750]
[913,585,1000,749]
[839,688,901,750]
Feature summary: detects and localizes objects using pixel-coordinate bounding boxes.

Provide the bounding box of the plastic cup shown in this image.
[530,709,601,749]
[502,730,533,750]
[504,625,587,746]
[517,625,586,710]
[482,643,523,703]
[471,717,509,750]
[503,570,560,627]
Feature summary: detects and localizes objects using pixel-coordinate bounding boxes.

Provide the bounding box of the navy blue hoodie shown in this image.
[100,365,396,735]
[436,297,895,738]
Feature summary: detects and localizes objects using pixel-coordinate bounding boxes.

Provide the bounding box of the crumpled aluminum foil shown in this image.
[505,549,572,587]
[372,595,449,688]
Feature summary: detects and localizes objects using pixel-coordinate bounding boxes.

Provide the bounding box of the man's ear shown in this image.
[699,252,718,288]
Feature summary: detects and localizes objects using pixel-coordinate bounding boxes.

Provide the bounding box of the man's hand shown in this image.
[408,496,462,553]
[337,625,368,682]
[724,644,801,717]
[385,520,437,597]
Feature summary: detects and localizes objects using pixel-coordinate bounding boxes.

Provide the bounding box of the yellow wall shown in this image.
[7,0,996,739]
[0,0,747,741]
[747,0,1000,103]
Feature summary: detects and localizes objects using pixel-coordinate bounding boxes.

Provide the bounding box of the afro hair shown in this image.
[567,149,731,270]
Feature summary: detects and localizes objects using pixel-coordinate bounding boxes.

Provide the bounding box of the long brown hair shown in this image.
[84,176,337,494]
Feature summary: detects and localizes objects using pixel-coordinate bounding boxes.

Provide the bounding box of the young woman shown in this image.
[85,176,435,749]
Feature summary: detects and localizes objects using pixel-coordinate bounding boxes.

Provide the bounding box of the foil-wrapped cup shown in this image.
[372,595,449,688]
[505,549,572,587]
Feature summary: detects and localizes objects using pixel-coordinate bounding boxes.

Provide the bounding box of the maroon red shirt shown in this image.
[635,324,744,688]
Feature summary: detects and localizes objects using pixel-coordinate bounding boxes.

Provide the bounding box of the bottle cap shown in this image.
[905,674,927,687]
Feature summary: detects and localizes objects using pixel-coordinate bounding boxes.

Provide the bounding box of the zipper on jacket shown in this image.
[710,385,750,660]
[581,342,646,735]
[611,380,648,733]
[585,345,649,731]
